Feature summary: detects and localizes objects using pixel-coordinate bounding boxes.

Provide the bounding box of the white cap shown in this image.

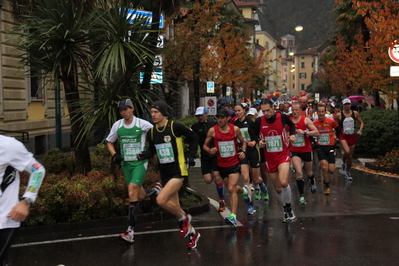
[342,98,351,105]
[247,108,257,116]
[195,106,208,116]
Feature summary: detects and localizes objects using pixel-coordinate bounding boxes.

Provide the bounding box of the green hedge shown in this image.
[356,108,399,156]
[21,144,198,226]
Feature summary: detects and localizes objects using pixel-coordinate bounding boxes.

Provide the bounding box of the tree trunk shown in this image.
[61,63,92,175]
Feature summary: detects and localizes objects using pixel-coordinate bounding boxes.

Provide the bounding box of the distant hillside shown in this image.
[262,0,338,51]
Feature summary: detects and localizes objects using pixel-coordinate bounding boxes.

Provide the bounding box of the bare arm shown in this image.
[304,118,319,137]
[355,111,364,135]
[203,127,216,155]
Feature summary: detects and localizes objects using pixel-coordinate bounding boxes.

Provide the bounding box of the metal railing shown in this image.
[0,130,29,143]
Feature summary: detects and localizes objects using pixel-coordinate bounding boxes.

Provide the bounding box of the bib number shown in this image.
[292,134,305,147]
[265,135,283,152]
[218,141,236,158]
[318,133,330,145]
[123,143,141,161]
[155,142,175,164]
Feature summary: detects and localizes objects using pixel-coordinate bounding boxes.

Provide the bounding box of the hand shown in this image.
[112,153,123,164]
[137,151,149,161]
[188,157,196,167]
[7,201,30,222]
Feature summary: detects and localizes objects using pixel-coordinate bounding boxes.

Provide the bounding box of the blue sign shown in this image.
[140,70,163,84]
[127,9,164,28]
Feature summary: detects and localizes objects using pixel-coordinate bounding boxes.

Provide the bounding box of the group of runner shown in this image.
[193,96,364,230]
[0,96,365,263]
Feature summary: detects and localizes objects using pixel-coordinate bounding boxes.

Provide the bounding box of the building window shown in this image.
[300,73,307,79]
[301,84,305,90]
[30,70,44,100]
[301,62,305,68]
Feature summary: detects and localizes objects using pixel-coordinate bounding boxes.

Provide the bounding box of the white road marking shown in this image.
[12,190,242,248]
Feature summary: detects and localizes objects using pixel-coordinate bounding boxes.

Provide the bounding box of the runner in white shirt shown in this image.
[0,135,46,265]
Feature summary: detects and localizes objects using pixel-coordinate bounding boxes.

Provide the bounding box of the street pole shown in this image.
[55,75,62,150]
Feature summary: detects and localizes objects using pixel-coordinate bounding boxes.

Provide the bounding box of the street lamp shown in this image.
[295,25,303,32]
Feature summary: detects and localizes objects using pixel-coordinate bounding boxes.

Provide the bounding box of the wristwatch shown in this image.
[22,197,33,205]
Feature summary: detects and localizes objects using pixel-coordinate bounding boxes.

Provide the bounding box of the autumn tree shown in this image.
[325,0,399,106]
[163,0,274,104]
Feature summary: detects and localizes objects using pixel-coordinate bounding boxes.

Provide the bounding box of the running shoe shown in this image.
[345,172,353,181]
[324,187,331,195]
[247,205,256,215]
[254,188,261,200]
[309,178,317,194]
[179,214,192,238]
[340,163,347,175]
[282,211,288,222]
[299,196,307,205]
[225,214,237,228]
[186,231,201,249]
[263,190,269,201]
[250,183,255,191]
[286,210,297,223]
[120,229,134,243]
[242,185,251,205]
[218,200,226,212]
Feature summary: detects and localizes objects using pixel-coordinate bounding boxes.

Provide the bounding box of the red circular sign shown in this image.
[207,99,215,107]
[389,40,399,63]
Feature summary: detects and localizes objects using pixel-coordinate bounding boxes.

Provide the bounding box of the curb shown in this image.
[15,189,210,240]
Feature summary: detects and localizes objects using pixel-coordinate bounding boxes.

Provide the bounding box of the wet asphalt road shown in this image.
[8,157,399,266]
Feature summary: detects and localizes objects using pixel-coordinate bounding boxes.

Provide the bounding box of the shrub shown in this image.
[42,148,75,175]
[21,144,200,226]
[375,148,399,169]
[355,108,399,156]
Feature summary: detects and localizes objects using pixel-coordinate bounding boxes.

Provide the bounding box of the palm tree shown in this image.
[10,0,154,174]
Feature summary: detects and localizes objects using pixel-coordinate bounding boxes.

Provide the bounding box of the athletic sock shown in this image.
[259,181,267,193]
[128,201,139,228]
[216,182,224,201]
[296,179,305,195]
[275,191,285,206]
[282,185,292,205]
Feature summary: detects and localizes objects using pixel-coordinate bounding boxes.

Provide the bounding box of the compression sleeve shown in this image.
[22,158,46,203]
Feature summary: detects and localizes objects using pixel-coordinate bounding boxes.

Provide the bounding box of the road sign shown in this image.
[389,40,399,63]
[205,97,217,115]
[390,66,399,77]
[207,81,215,93]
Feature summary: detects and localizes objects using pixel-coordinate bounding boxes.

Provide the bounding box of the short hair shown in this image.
[261,98,274,107]
[317,103,327,111]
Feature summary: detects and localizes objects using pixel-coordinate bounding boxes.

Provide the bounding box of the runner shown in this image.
[290,102,319,204]
[335,98,364,181]
[313,103,340,195]
[299,96,313,120]
[106,98,159,244]
[203,108,248,227]
[232,104,265,215]
[137,101,200,249]
[255,99,297,222]
[191,106,225,212]
[0,135,46,266]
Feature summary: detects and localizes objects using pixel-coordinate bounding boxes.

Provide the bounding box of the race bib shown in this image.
[123,143,141,161]
[218,141,236,158]
[155,142,175,164]
[265,135,283,152]
[292,134,305,147]
[240,128,251,142]
[318,133,330,145]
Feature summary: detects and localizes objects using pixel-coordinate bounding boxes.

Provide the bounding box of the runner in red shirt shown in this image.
[255,99,297,223]
[313,104,340,195]
[203,109,247,228]
[290,102,319,204]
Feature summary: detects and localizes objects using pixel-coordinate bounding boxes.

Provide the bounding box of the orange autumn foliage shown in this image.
[328,0,399,102]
